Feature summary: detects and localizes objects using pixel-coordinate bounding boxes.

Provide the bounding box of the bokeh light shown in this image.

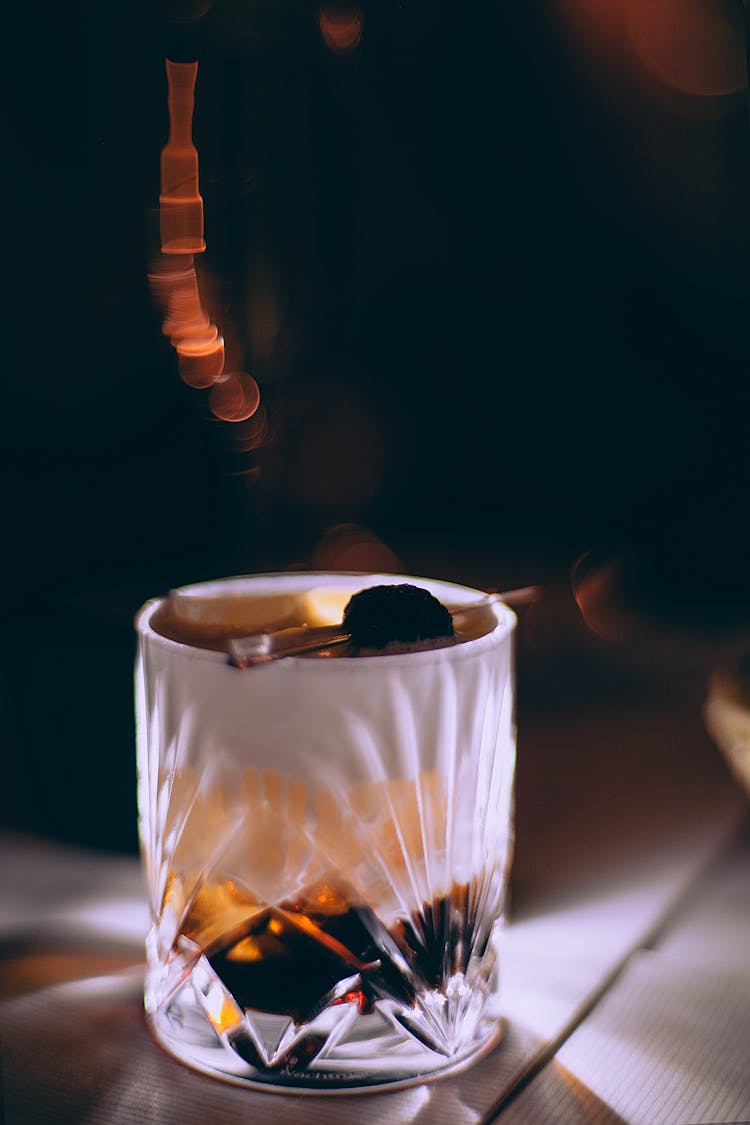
[160,61,205,255]
[318,4,364,53]
[148,57,264,450]
[208,372,261,422]
[627,0,747,108]
[177,335,226,389]
[311,524,402,573]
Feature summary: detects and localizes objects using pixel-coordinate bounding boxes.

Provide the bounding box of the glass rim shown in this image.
[135,570,516,670]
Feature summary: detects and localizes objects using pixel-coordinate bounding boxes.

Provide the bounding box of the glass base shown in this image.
[147,988,503,1094]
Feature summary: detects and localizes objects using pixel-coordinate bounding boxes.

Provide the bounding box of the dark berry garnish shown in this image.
[342,584,454,649]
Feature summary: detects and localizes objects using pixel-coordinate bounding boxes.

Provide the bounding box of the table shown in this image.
[2,649,749,1124]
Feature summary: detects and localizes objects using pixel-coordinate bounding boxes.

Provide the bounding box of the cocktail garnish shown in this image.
[342,584,454,649]
[227,586,536,668]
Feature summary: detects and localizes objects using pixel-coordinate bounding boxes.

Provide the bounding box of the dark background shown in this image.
[3,0,749,853]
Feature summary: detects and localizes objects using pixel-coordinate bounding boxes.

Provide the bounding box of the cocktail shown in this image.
[135,572,516,1091]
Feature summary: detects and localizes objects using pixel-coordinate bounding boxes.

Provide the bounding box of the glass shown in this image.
[135,572,516,1091]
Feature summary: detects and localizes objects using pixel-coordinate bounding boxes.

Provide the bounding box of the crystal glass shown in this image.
[135,572,516,1091]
